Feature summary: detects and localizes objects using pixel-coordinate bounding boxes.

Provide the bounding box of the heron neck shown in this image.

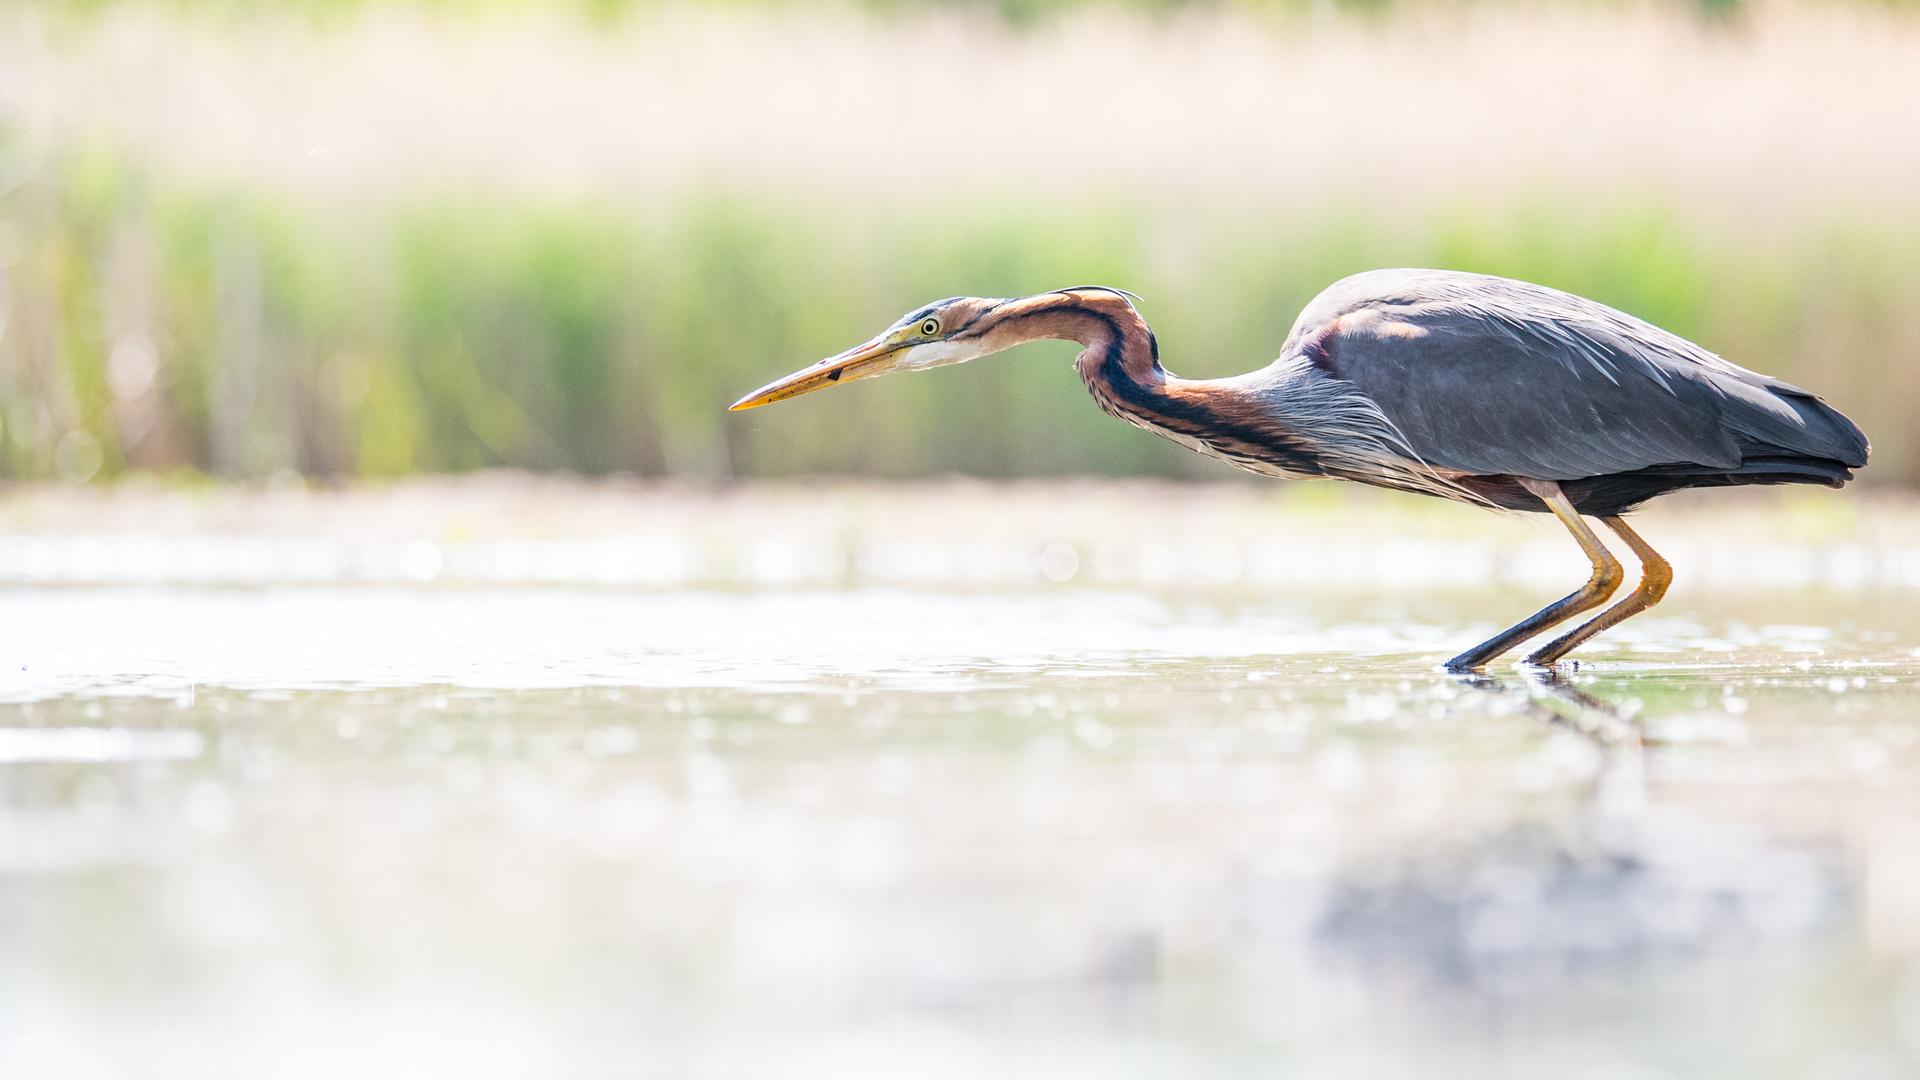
[990,294,1323,477]
[982,295,1172,406]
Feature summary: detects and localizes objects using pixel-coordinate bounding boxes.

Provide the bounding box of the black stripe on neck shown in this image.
[1092,327,1325,476]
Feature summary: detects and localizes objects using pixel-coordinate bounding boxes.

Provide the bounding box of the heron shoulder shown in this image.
[1274,268,1867,479]
[1283,268,1791,400]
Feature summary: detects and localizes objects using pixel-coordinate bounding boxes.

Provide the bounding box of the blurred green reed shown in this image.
[2,150,1915,486]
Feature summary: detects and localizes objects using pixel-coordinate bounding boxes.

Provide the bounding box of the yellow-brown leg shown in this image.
[1445,480,1625,672]
[1525,516,1672,666]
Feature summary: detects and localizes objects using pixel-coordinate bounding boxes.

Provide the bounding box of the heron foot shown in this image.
[1443,480,1623,672]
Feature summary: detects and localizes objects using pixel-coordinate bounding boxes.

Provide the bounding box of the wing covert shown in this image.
[1286,270,1860,481]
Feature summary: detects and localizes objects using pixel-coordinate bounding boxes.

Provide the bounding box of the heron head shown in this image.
[727,296,1007,412]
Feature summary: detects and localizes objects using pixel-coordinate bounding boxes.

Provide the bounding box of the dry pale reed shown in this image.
[2,3,1918,219]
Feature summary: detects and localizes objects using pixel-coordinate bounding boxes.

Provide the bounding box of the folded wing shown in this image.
[1287,269,1868,482]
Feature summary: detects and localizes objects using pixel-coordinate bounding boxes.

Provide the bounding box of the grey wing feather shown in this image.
[1284,269,1868,481]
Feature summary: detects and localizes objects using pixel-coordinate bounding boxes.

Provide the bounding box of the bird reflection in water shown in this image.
[1480,668,1644,758]
[1311,671,1835,999]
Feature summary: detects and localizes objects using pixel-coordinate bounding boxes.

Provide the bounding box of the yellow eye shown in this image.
[920,318,941,337]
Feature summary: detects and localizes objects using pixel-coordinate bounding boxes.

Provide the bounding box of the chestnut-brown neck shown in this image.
[963,291,1328,478]
[963,292,1167,392]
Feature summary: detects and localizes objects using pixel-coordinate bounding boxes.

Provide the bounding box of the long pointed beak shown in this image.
[728,337,908,412]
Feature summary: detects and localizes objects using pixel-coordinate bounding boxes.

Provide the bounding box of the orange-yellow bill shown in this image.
[727,337,908,412]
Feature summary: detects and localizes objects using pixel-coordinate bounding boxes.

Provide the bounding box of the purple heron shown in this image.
[729,270,1869,671]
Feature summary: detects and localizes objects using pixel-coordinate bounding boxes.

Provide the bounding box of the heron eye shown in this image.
[920,318,941,337]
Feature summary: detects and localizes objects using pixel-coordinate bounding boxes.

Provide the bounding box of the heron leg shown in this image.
[1524,516,1672,666]
[1444,480,1625,672]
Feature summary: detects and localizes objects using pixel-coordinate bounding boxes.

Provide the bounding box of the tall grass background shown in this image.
[2,1,1917,486]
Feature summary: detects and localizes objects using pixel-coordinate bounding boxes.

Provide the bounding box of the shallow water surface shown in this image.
[3,585,1920,1079]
